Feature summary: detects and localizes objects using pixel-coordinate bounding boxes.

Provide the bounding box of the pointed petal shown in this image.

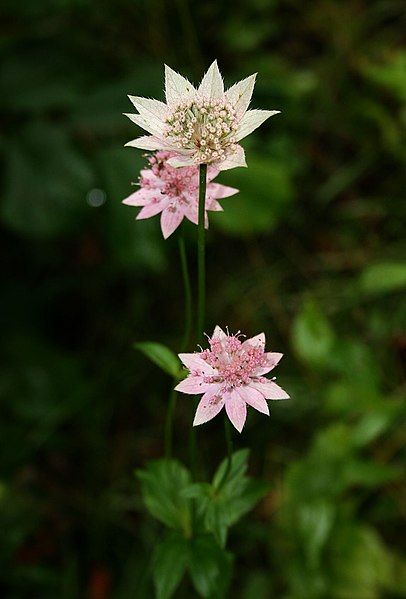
[235,109,280,141]
[207,183,239,200]
[136,201,165,219]
[225,390,247,433]
[127,97,167,135]
[193,389,225,426]
[244,333,266,349]
[212,325,227,340]
[123,113,162,137]
[122,188,156,206]
[225,73,257,118]
[160,207,184,238]
[175,375,214,395]
[237,386,269,415]
[198,60,224,99]
[165,65,196,106]
[125,135,174,151]
[254,352,284,376]
[217,145,247,171]
[166,154,196,168]
[206,200,223,212]
[178,353,216,375]
[251,380,290,400]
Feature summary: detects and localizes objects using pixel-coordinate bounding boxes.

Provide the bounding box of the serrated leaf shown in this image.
[188,535,232,598]
[153,532,189,599]
[134,342,181,378]
[137,459,192,533]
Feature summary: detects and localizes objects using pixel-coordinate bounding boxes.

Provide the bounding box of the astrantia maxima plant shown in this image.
[122,151,238,238]
[124,60,280,170]
[175,326,289,432]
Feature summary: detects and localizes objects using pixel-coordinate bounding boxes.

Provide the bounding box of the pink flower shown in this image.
[124,60,280,170]
[175,326,289,432]
[122,151,238,238]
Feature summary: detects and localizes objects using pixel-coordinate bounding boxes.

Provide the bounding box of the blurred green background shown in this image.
[1,0,405,597]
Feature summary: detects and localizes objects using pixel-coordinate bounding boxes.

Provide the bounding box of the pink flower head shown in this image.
[175,326,289,433]
[124,60,280,170]
[122,151,238,238]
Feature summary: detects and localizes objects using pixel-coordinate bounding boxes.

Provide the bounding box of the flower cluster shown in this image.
[124,60,280,170]
[122,151,238,238]
[175,327,289,432]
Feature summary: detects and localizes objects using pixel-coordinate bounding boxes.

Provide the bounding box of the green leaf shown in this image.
[134,342,181,378]
[191,451,267,546]
[153,532,189,599]
[360,262,406,295]
[292,299,335,368]
[136,459,192,533]
[188,535,232,598]
[297,501,335,568]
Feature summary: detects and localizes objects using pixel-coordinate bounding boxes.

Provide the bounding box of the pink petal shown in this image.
[160,207,184,239]
[237,386,269,415]
[254,352,283,375]
[211,326,227,340]
[178,353,216,375]
[243,333,266,349]
[250,380,290,400]
[122,188,155,206]
[225,390,247,433]
[193,389,225,426]
[136,201,165,219]
[206,200,223,212]
[207,183,239,200]
[174,376,214,395]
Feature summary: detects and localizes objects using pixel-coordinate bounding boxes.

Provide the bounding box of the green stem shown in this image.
[165,236,193,459]
[164,388,177,459]
[218,416,233,489]
[197,163,207,341]
[178,235,192,352]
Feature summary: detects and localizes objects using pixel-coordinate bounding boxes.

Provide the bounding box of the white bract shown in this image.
[124,61,280,170]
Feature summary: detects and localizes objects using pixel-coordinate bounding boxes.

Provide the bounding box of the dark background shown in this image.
[1,0,405,597]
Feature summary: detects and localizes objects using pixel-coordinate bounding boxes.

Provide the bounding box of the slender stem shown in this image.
[164,388,177,459]
[220,417,233,488]
[165,236,193,459]
[197,163,207,341]
[178,235,192,352]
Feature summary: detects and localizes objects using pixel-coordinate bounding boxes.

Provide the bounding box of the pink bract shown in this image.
[175,326,289,433]
[122,151,238,238]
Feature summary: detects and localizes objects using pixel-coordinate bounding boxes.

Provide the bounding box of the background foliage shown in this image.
[1,0,405,597]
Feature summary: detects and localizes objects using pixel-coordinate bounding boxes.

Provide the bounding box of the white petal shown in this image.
[237,386,269,415]
[125,135,176,151]
[217,145,247,171]
[198,60,224,99]
[235,109,280,141]
[123,113,161,137]
[193,389,225,426]
[165,65,196,106]
[225,73,257,118]
[127,97,168,135]
[251,380,290,400]
[166,154,196,168]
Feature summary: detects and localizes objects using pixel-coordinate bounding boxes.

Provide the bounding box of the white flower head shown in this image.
[124,60,280,170]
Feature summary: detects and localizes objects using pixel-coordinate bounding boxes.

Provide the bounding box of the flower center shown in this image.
[164,99,238,164]
[140,151,197,201]
[201,335,267,392]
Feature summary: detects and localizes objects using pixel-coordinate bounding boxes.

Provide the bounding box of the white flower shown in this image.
[124,60,280,170]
